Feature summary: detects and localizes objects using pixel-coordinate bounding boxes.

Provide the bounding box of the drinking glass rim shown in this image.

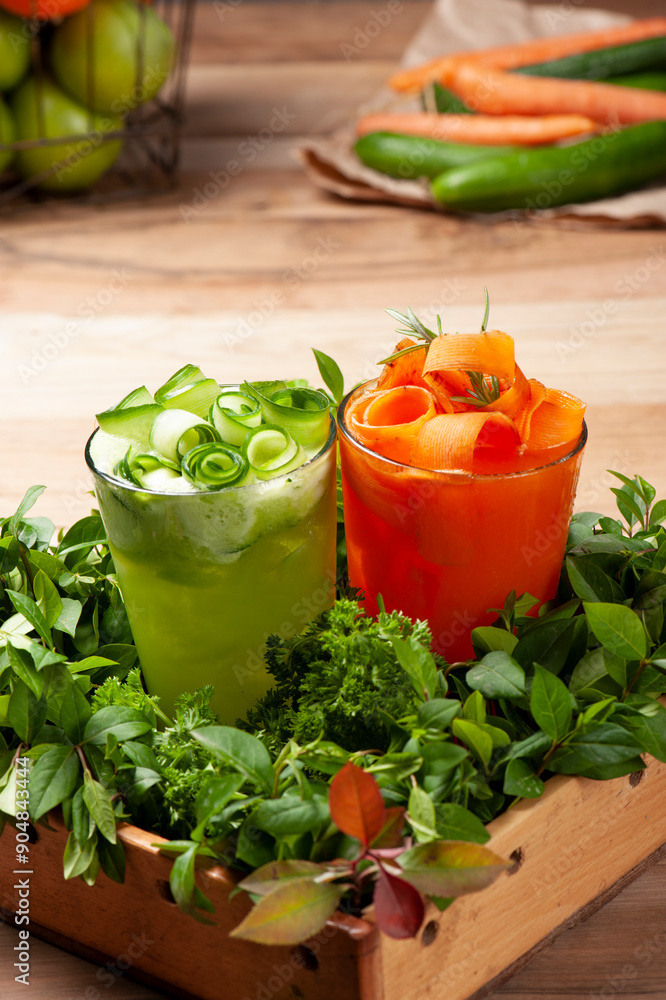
[337,383,587,481]
[85,414,337,496]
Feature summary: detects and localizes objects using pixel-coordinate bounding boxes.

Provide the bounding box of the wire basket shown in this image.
[0,0,195,208]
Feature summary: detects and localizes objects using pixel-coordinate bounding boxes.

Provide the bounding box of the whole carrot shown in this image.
[450,61,666,125]
[389,17,666,94]
[354,112,597,145]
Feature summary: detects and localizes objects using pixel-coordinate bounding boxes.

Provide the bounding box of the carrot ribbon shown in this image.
[348,331,585,472]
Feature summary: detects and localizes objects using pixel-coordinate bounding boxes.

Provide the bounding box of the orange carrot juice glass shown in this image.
[338,384,586,661]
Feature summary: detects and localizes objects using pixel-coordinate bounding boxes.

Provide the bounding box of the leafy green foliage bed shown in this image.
[1,473,666,943]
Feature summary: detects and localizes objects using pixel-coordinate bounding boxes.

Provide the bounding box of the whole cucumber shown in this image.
[430,121,666,213]
[605,70,666,91]
[516,35,666,80]
[355,132,519,180]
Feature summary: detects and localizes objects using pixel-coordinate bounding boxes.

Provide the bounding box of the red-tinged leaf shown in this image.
[238,860,326,897]
[370,806,406,850]
[230,878,344,946]
[329,761,385,846]
[373,868,425,940]
[398,840,510,897]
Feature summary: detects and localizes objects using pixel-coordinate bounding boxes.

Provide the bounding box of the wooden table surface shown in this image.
[1,1,666,997]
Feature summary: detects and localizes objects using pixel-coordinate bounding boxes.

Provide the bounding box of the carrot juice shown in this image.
[337,314,586,661]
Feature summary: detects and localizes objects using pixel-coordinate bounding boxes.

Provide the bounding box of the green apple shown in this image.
[0,10,30,92]
[0,96,16,173]
[11,76,124,191]
[51,0,175,115]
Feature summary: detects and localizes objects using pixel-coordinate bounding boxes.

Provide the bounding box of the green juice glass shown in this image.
[85,420,337,724]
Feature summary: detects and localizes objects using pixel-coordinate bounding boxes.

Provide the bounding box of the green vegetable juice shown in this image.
[87,422,337,723]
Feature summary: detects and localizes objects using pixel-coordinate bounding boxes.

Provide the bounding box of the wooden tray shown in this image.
[2,751,666,1000]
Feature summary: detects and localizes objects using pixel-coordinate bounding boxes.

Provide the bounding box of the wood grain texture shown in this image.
[1,758,665,1000]
[189,1,431,65]
[2,0,666,997]
[0,814,368,1000]
[374,756,666,1000]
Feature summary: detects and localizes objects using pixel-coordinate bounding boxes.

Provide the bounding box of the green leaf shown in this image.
[505,731,552,760]
[408,785,437,841]
[130,767,162,797]
[478,722,511,748]
[633,571,666,612]
[29,746,81,820]
[63,830,98,880]
[297,741,351,777]
[435,803,490,843]
[0,535,20,575]
[398,841,509,897]
[98,838,126,884]
[466,652,525,701]
[581,697,617,727]
[6,591,52,648]
[26,548,67,580]
[530,665,572,742]
[503,758,545,798]
[254,797,329,837]
[649,499,666,529]
[236,819,276,869]
[82,706,152,746]
[514,618,577,676]
[416,699,461,730]
[390,637,438,701]
[471,626,518,656]
[462,690,486,724]
[239,860,325,897]
[451,719,493,766]
[33,570,63,629]
[312,349,344,404]
[59,683,92,744]
[611,484,645,527]
[72,785,95,844]
[366,752,422,783]
[7,645,44,700]
[194,774,244,829]
[54,599,83,639]
[584,602,648,661]
[169,842,215,924]
[230,878,344,945]
[8,682,47,744]
[548,724,642,776]
[57,516,106,557]
[625,701,666,763]
[570,647,622,697]
[100,603,132,645]
[190,727,275,794]
[566,556,623,604]
[8,485,46,537]
[82,773,117,844]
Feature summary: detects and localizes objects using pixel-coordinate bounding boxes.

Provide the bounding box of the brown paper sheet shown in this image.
[298,0,666,226]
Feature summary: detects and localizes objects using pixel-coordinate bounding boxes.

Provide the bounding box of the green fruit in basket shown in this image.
[0,96,15,173]
[11,76,124,192]
[50,0,175,116]
[0,11,30,92]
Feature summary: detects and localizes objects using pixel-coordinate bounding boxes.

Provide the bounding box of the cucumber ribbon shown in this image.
[149,409,220,464]
[182,443,249,490]
[243,424,306,480]
[210,389,262,446]
[243,381,330,452]
[155,364,222,418]
[115,451,185,492]
[95,366,333,493]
